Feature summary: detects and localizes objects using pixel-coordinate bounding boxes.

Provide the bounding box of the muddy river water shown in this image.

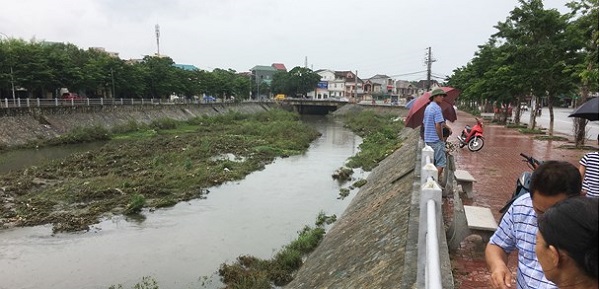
[0,116,364,289]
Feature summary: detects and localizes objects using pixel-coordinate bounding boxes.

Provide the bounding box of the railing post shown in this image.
[421,145,434,168]
[37,98,40,107]
[100,98,104,106]
[4,98,7,108]
[421,162,438,185]
[55,98,58,106]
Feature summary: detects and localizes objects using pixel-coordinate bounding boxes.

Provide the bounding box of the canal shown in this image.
[0,116,364,289]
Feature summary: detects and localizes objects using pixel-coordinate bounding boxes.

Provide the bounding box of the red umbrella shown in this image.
[404,87,461,128]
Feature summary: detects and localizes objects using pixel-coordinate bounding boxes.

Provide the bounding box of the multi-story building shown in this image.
[307,70,363,100]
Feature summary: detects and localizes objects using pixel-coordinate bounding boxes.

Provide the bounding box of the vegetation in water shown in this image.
[0,110,321,232]
[217,212,335,289]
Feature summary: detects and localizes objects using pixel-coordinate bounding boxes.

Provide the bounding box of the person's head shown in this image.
[529,160,581,215]
[535,197,599,284]
[429,88,447,103]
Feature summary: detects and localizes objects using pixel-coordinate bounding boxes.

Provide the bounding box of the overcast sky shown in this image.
[2,0,570,81]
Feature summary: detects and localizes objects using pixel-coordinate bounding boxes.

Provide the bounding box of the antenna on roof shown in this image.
[155,24,161,57]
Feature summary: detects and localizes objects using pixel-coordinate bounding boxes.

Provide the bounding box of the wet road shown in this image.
[519,107,598,140]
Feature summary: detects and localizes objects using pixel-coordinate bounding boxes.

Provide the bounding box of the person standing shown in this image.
[422,88,451,181]
[485,161,582,289]
[579,151,599,198]
[535,197,599,289]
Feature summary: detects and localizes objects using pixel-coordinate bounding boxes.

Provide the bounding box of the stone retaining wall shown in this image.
[0,103,275,148]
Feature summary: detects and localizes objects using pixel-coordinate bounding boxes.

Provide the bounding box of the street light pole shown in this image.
[0,32,16,101]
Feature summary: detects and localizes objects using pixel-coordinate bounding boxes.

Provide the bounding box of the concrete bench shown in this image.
[454,170,476,199]
[480,112,494,120]
[447,202,498,251]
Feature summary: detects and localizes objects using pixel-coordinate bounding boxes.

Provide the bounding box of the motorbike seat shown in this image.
[465,125,472,134]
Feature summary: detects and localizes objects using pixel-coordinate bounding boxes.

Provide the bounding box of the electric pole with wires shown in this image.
[425,47,436,90]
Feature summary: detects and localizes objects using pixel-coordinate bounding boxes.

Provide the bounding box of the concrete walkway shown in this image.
[444,110,596,288]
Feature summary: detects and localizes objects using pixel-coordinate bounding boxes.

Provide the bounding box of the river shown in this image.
[0,116,363,289]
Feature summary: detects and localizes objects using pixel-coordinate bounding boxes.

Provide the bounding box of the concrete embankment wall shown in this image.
[0,103,275,148]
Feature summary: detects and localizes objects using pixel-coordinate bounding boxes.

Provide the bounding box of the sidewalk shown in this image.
[443,110,595,289]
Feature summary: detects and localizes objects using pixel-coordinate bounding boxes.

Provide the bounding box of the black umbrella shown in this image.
[569,97,598,121]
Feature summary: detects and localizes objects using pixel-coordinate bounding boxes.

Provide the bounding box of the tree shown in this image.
[567,0,599,146]
[140,56,177,99]
[494,0,578,132]
[287,67,321,97]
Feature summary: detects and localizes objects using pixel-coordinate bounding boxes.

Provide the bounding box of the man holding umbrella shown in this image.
[423,88,452,182]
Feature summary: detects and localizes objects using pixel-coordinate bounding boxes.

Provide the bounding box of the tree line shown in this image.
[0,39,321,101]
[446,0,598,146]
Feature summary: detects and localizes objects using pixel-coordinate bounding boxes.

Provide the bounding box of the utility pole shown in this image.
[425,47,436,91]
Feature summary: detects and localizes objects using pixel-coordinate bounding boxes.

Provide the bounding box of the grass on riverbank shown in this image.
[337,110,405,171]
[217,212,336,289]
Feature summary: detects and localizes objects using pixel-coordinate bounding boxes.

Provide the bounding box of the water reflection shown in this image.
[0,116,363,289]
[0,142,106,173]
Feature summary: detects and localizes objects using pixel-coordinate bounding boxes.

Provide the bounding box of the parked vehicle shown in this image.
[61,92,82,100]
[274,94,286,100]
[203,95,216,103]
[499,153,541,217]
[457,117,484,152]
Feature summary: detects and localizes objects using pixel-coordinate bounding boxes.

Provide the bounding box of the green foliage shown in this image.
[270,67,321,97]
[111,120,146,134]
[447,0,597,134]
[149,118,178,130]
[124,194,145,215]
[50,125,111,145]
[315,211,337,226]
[352,179,367,188]
[218,214,331,288]
[338,188,350,199]
[0,37,252,99]
[341,111,404,171]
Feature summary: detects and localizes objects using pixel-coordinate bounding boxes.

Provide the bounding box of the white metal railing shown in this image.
[0,97,241,109]
[418,144,443,289]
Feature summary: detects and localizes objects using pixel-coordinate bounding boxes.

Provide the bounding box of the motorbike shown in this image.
[498,153,542,217]
[457,117,485,152]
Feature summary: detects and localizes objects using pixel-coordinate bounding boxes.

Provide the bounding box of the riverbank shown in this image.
[0,102,275,149]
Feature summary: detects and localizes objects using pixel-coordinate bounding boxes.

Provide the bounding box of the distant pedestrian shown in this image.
[536,196,599,289]
[579,151,599,198]
[422,88,451,181]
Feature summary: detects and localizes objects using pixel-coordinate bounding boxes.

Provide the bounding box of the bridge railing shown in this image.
[0,97,250,108]
[417,145,444,289]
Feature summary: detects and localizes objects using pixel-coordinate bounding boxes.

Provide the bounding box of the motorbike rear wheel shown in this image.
[467,136,484,152]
